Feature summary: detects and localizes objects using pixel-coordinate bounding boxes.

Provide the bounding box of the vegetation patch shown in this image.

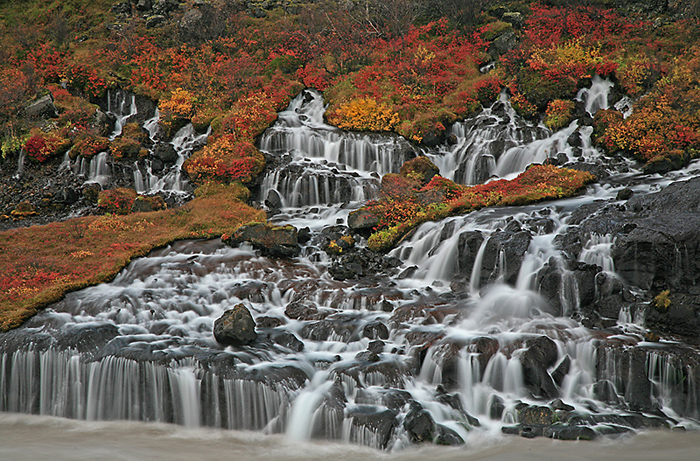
[364,160,595,252]
[0,181,264,331]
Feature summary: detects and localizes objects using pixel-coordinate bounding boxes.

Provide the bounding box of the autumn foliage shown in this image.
[365,161,595,251]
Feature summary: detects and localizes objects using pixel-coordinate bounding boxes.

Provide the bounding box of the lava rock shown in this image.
[403,405,436,443]
[362,321,389,340]
[213,304,257,346]
[225,223,300,258]
[346,406,398,449]
[347,208,380,232]
[520,336,559,399]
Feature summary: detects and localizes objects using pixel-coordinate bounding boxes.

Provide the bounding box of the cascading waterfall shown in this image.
[258,89,415,209]
[86,151,110,186]
[3,78,700,450]
[147,123,210,192]
[428,91,549,185]
[107,90,138,141]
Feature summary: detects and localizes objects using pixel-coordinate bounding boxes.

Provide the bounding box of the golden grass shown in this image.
[0,182,265,331]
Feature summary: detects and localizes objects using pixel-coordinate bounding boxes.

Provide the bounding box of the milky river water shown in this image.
[1,413,698,461]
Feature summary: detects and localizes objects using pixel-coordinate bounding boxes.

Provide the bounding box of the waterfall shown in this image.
[148,123,210,192]
[258,89,415,209]
[107,90,138,141]
[3,82,700,450]
[13,148,26,179]
[86,152,110,186]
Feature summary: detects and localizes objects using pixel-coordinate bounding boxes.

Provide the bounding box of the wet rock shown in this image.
[55,323,120,356]
[368,340,385,354]
[551,355,571,387]
[225,223,300,258]
[329,248,401,280]
[355,350,380,362]
[264,189,282,210]
[403,404,436,443]
[301,318,357,342]
[256,316,285,328]
[642,151,690,175]
[271,330,304,352]
[550,399,574,412]
[285,300,320,320]
[213,304,257,346]
[489,395,505,419]
[479,230,532,285]
[456,231,485,276]
[645,292,700,338]
[435,424,464,446]
[520,336,559,399]
[518,405,554,425]
[544,425,597,440]
[346,406,398,449]
[153,143,178,164]
[347,208,379,232]
[596,344,653,412]
[362,321,389,340]
[616,187,634,200]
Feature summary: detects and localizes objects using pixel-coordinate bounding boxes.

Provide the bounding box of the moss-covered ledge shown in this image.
[0,181,265,332]
[352,158,595,252]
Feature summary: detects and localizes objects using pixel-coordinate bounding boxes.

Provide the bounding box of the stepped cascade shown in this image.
[2,79,700,450]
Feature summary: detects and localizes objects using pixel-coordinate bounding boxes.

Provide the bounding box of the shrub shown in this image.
[72,134,109,160]
[399,156,440,185]
[23,132,71,163]
[328,98,400,132]
[184,137,265,183]
[544,99,576,131]
[97,188,138,215]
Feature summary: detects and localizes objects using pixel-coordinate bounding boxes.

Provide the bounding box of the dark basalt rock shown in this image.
[520,336,559,399]
[346,406,398,449]
[213,304,257,346]
[645,292,700,338]
[479,229,532,286]
[456,230,485,276]
[271,330,304,352]
[347,208,380,232]
[362,321,389,340]
[328,248,401,281]
[224,223,300,258]
[403,404,436,443]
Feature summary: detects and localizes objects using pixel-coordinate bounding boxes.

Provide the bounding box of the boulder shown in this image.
[224,223,300,258]
[478,229,532,286]
[403,404,436,443]
[520,336,559,399]
[25,94,57,119]
[347,208,380,232]
[178,3,225,44]
[213,304,257,346]
[346,406,398,449]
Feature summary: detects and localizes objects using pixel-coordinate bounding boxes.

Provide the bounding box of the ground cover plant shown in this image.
[360,158,595,252]
[0,181,263,331]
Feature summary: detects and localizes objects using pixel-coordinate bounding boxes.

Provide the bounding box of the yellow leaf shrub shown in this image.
[329,98,400,132]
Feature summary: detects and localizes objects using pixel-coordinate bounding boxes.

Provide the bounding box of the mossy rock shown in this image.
[399,156,440,186]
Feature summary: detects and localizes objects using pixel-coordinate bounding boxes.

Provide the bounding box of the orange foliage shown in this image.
[328,98,400,132]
